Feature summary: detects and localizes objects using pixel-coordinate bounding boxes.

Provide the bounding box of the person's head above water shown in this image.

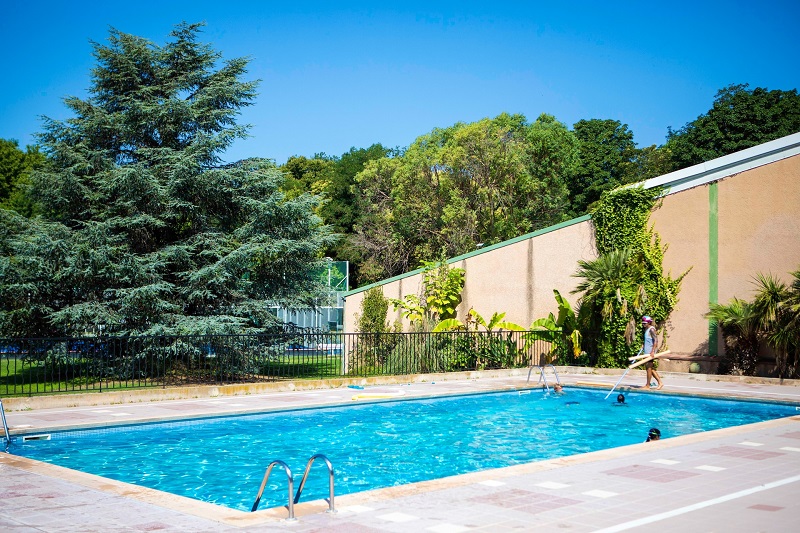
[646,427,661,442]
[553,384,563,393]
[617,393,625,403]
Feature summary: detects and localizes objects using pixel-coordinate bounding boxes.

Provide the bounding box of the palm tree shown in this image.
[571,248,647,367]
[752,272,800,378]
[705,298,760,375]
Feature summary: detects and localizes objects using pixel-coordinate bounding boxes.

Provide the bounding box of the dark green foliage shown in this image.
[356,287,392,333]
[279,145,391,285]
[567,119,638,216]
[0,23,334,338]
[350,287,398,374]
[751,271,800,378]
[0,139,47,216]
[325,144,392,236]
[667,84,800,170]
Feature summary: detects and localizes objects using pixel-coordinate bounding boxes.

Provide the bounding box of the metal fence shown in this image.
[0,331,560,397]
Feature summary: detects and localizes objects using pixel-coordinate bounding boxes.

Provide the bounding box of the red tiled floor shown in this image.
[748,504,784,511]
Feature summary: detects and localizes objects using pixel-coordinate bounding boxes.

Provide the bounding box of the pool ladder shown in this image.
[527,364,561,391]
[251,453,335,520]
[1,397,10,452]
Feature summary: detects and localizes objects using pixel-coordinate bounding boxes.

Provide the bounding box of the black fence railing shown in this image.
[0,331,559,397]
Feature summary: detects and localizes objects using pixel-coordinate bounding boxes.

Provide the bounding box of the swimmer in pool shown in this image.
[646,427,661,442]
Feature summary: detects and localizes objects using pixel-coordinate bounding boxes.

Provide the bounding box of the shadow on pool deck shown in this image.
[2,371,800,532]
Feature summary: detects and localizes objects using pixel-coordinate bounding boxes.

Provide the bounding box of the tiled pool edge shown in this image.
[3,414,799,528]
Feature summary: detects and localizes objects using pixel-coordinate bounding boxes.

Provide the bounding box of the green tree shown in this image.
[567,119,637,215]
[0,23,334,338]
[325,144,391,236]
[355,286,392,333]
[0,139,47,216]
[323,144,391,284]
[630,144,674,182]
[666,84,800,170]
[280,154,335,200]
[352,113,573,284]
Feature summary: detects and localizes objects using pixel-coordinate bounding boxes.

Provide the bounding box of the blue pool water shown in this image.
[12,389,798,511]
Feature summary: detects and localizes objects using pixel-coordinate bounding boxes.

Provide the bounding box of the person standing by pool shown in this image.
[642,316,663,390]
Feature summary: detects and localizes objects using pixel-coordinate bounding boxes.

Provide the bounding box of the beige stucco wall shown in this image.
[717,156,800,299]
[343,219,597,332]
[652,154,800,356]
[649,184,711,355]
[345,152,800,360]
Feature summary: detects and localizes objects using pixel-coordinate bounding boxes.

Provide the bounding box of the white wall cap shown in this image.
[641,132,800,195]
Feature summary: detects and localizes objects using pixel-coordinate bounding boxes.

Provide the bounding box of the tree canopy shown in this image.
[666,84,800,170]
[350,113,575,284]
[566,119,637,215]
[0,138,47,216]
[0,23,335,338]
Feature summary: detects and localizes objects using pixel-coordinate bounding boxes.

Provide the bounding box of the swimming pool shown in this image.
[12,388,798,512]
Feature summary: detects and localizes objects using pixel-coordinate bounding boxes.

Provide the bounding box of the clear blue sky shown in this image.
[3,1,799,165]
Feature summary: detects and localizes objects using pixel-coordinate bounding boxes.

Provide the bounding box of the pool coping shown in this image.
[3,371,800,530]
[4,366,799,412]
[3,415,798,528]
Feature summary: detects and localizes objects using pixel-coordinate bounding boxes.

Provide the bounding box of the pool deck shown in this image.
[2,371,800,532]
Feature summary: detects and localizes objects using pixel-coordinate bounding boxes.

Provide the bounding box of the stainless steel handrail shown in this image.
[293,453,335,513]
[526,364,561,390]
[1,398,10,452]
[251,460,296,520]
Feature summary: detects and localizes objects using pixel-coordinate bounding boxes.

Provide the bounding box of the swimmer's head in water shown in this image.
[647,427,661,441]
[617,393,625,403]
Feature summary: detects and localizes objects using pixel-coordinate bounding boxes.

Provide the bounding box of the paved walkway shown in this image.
[2,372,800,532]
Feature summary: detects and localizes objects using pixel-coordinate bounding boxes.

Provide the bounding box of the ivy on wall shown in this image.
[574,185,690,367]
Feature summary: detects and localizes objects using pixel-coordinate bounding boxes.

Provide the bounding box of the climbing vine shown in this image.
[575,186,690,367]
